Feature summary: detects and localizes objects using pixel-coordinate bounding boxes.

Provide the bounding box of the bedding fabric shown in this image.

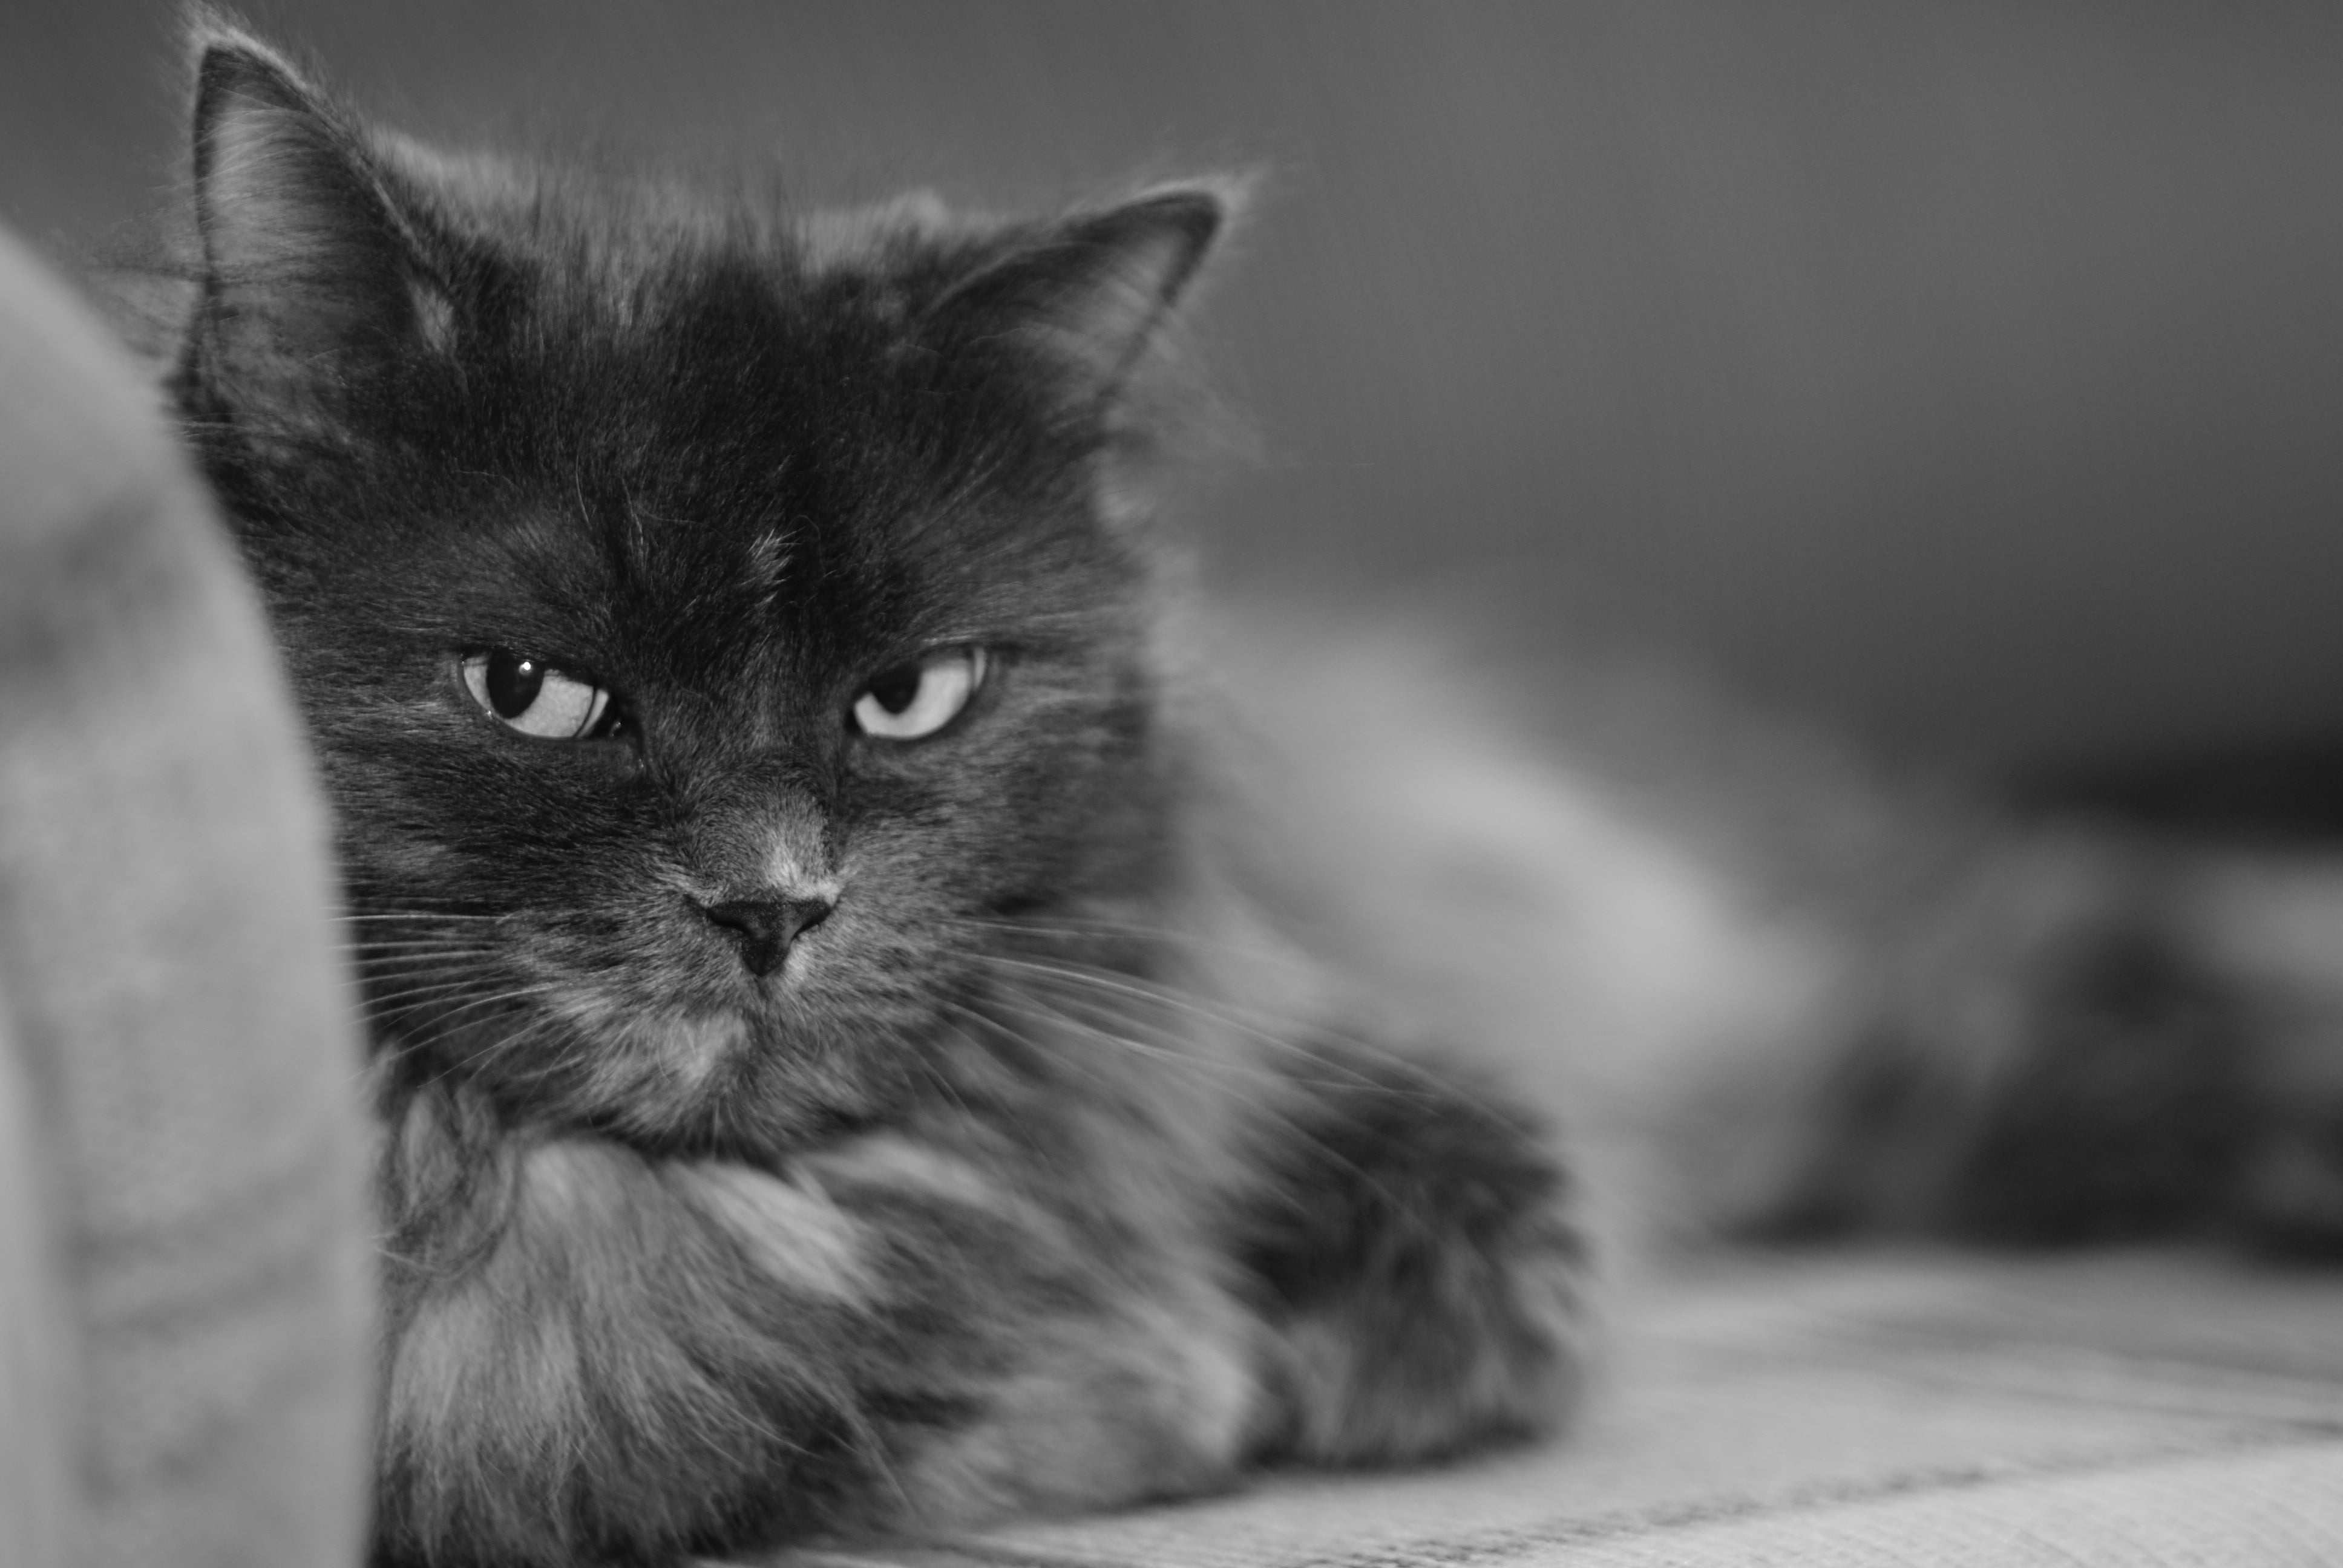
[824,1255,2343,1568]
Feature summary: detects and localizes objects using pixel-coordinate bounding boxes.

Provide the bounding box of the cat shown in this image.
[165,18,1587,1566]
[154,12,2343,1568]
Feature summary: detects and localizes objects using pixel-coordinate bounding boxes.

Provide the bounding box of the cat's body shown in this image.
[1211,614,2343,1253]
[151,15,2343,1568]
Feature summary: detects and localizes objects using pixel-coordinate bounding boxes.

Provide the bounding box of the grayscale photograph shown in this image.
[1,5,2340,1566]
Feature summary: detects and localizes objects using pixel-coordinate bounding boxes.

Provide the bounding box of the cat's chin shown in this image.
[535,996,925,1165]
[603,1003,755,1091]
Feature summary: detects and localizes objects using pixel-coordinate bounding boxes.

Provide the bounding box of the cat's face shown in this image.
[176,33,1225,1155]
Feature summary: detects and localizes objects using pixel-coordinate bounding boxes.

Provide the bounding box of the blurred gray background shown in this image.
[5,1,2340,773]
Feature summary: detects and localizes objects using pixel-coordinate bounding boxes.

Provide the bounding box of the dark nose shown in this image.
[699,895,833,978]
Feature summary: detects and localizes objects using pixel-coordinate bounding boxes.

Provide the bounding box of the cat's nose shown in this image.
[699,895,833,978]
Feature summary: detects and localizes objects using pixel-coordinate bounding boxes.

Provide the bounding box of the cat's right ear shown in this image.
[187,16,439,394]
[926,180,1247,423]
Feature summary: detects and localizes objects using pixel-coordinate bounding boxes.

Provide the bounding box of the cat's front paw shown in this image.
[1237,1052,1592,1466]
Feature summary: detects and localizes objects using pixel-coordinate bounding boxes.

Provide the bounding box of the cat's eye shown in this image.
[460,650,616,740]
[851,648,987,741]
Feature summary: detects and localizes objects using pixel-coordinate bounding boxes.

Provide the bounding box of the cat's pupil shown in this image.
[868,665,922,716]
[485,650,545,719]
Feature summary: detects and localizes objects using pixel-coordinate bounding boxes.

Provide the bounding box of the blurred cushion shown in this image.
[0,224,371,1568]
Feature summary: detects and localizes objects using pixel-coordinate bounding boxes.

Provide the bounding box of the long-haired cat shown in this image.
[155,13,2343,1568]
[168,18,1585,1566]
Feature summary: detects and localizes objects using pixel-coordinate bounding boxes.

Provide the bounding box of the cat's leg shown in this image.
[796,1131,1266,1525]
[1230,1046,1591,1466]
[372,1085,1262,1568]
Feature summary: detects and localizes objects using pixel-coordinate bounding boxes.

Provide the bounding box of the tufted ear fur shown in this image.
[186,16,446,400]
[928,181,1242,417]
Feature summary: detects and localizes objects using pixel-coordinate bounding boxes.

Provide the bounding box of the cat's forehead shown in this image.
[452,214,1101,592]
[499,185,972,353]
[449,301,1122,688]
[487,215,1023,505]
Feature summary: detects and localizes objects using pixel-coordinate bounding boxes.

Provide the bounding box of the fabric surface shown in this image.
[799,1254,2343,1568]
[0,224,373,1568]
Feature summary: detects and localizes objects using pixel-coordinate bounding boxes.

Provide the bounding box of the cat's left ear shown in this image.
[930,179,1244,413]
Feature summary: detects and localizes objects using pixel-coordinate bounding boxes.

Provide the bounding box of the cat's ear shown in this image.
[187,17,442,389]
[931,180,1244,413]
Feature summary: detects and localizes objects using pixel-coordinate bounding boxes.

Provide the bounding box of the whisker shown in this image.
[360,978,519,1014]
[350,952,503,973]
[963,950,1460,1105]
[963,952,1348,1067]
[384,986,559,1050]
[984,942,1471,1087]
[950,911,1315,969]
[962,986,1291,1093]
[946,991,1418,1220]
[334,909,505,922]
[407,1013,569,1096]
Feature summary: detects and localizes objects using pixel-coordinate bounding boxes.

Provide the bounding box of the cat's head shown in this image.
[172,20,1236,1155]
